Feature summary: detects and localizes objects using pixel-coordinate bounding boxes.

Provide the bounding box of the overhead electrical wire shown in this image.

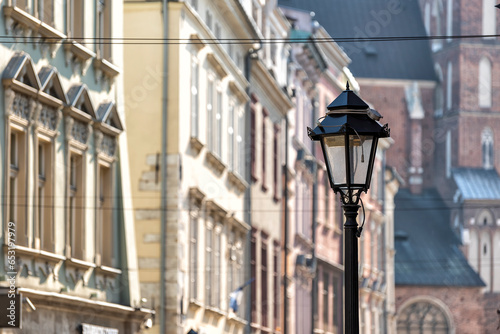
[2,33,500,45]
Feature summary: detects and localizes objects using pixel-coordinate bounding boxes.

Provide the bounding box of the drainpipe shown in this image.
[160,0,169,333]
[311,97,318,334]
[283,114,289,334]
[244,42,261,334]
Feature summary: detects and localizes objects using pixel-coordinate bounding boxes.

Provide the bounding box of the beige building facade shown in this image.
[0,0,150,332]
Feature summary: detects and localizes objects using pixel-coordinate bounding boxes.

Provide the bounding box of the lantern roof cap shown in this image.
[327,82,369,111]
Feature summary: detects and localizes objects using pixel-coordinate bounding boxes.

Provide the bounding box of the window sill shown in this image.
[228,170,248,193]
[206,151,226,174]
[190,136,204,155]
[94,57,120,79]
[7,245,65,264]
[65,258,96,271]
[95,265,122,279]
[64,41,95,65]
[205,306,226,318]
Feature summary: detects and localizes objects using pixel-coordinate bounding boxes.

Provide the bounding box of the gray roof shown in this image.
[394,189,485,287]
[279,0,436,81]
[452,168,500,200]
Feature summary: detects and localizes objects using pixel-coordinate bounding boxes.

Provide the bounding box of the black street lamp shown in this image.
[307,83,390,334]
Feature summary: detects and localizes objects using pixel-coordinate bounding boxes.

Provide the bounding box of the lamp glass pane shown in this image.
[323,135,347,186]
[349,135,374,185]
[323,135,374,188]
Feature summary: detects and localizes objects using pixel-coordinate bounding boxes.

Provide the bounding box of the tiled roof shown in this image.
[279,0,436,81]
[394,189,485,287]
[452,168,500,200]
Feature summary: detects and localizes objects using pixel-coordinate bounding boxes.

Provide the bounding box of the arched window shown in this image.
[397,301,450,333]
[481,128,494,169]
[479,57,492,108]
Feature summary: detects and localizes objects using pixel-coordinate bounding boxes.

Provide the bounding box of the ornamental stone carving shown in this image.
[71,120,89,144]
[11,93,30,120]
[38,105,60,131]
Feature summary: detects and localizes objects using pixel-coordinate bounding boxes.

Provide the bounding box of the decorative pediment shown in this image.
[95,101,123,135]
[2,51,41,95]
[38,66,68,105]
[66,84,96,121]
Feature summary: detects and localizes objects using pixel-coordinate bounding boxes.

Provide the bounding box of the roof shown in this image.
[394,188,485,287]
[279,0,436,81]
[452,168,500,200]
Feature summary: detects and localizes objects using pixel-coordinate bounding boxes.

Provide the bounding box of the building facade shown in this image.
[0,0,150,332]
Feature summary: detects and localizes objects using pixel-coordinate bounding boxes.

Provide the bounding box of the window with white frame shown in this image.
[205,218,214,306]
[191,56,199,138]
[216,89,223,158]
[190,214,199,300]
[38,0,54,25]
[228,98,235,170]
[237,107,245,177]
[37,138,54,251]
[9,129,28,246]
[98,163,114,266]
[214,223,222,308]
[69,152,85,260]
[207,74,215,151]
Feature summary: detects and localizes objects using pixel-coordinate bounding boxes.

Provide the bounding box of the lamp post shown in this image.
[308,83,390,333]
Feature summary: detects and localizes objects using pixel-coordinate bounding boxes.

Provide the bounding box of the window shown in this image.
[397,301,450,333]
[273,245,279,328]
[214,224,222,308]
[98,164,113,266]
[446,0,453,42]
[250,234,257,319]
[332,276,339,330]
[261,239,268,327]
[13,0,29,12]
[37,139,54,251]
[207,75,215,151]
[323,272,329,328]
[38,0,53,24]
[69,0,84,41]
[237,108,245,177]
[228,100,235,170]
[273,124,280,201]
[479,57,492,108]
[9,130,27,246]
[446,61,452,110]
[69,153,85,259]
[250,104,257,181]
[262,109,268,190]
[483,0,496,38]
[205,219,214,307]
[446,130,451,178]
[191,57,199,138]
[97,0,112,60]
[324,172,330,225]
[216,89,223,158]
[190,215,199,299]
[206,11,212,31]
[482,128,494,169]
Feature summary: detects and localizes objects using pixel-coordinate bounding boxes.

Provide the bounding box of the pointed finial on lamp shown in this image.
[346,82,350,91]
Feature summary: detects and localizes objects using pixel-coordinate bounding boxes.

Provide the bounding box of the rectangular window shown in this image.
[324,173,330,225]
[69,153,84,259]
[99,164,113,266]
[332,276,339,330]
[38,0,53,24]
[205,222,213,306]
[206,11,212,31]
[216,90,222,158]
[250,235,257,319]
[262,109,268,190]
[97,0,112,60]
[261,241,268,326]
[69,0,84,41]
[273,246,279,328]
[228,101,235,170]
[190,215,198,300]
[14,0,29,12]
[214,225,221,308]
[190,57,199,138]
[237,108,245,177]
[250,105,256,181]
[323,272,329,328]
[207,78,214,151]
[9,130,27,246]
[273,124,280,201]
[37,140,54,251]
